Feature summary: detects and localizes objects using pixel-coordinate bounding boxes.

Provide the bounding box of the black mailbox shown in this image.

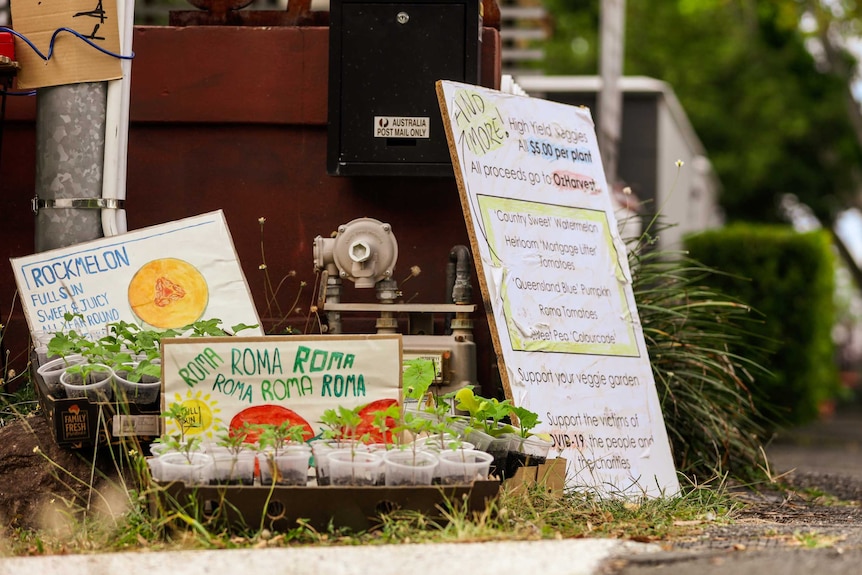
[327,0,482,177]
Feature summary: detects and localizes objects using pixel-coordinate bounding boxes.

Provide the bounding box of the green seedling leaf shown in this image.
[371,404,401,443]
[454,387,480,414]
[230,322,260,335]
[402,358,435,400]
[510,405,541,437]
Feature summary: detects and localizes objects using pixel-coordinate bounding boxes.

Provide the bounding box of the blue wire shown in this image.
[0,26,134,62]
[0,89,36,96]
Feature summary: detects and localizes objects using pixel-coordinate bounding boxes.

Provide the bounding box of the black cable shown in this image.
[0,76,7,184]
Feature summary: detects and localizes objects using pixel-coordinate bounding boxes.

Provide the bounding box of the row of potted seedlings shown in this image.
[35,318,164,404]
[33,315,256,404]
[147,359,553,487]
[148,428,497,488]
[147,406,497,488]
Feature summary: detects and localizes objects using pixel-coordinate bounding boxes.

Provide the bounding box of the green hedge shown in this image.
[684,224,839,426]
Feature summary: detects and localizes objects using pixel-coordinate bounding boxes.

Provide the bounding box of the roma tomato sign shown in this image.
[161,334,402,444]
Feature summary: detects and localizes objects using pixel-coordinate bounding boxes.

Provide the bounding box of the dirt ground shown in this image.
[0,413,118,531]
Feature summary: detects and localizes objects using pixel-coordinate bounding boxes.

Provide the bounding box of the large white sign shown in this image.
[437,81,679,497]
[11,210,263,338]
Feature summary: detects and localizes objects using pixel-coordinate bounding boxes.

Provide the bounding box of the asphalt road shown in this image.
[606,404,862,574]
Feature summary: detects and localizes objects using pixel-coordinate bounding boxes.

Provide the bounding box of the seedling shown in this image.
[216,422,256,456]
[257,421,308,457]
[161,402,197,448]
[318,406,376,484]
[454,387,514,436]
[320,405,369,455]
[155,402,202,464]
[392,361,432,458]
[370,403,401,448]
[509,405,540,438]
[118,359,162,383]
[62,362,111,380]
[180,318,259,337]
[46,315,257,371]
[402,357,436,401]
[393,410,433,457]
[255,421,310,485]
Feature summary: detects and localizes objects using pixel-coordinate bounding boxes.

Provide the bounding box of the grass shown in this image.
[0,385,38,427]
[0,461,739,556]
[0,391,741,555]
[0,334,39,428]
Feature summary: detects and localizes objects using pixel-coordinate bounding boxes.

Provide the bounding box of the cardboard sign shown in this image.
[11,210,263,338]
[161,335,402,443]
[11,0,122,89]
[437,81,679,497]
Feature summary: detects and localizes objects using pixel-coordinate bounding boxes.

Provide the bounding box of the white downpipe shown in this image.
[101,0,134,237]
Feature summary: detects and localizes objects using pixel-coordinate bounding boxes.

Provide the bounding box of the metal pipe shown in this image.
[34,83,106,252]
[101,0,135,237]
[324,269,342,334]
[445,244,472,335]
[448,244,473,304]
[375,278,399,334]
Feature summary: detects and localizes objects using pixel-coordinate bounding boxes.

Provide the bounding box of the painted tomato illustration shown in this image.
[354,398,399,444]
[229,405,315,443]
[127,258,209,328]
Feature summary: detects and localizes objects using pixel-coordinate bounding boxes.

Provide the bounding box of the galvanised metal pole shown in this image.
[598,0,625,187]
[34,82,106,252]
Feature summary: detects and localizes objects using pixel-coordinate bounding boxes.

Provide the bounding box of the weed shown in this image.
[0,382,38,427]
[793,530,844,549]
[256,216,309,335]
[628,218,770,481]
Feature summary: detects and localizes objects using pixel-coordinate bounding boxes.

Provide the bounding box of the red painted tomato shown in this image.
[229,405,315,443]
[355,398,399,444]
[357,398,399,419]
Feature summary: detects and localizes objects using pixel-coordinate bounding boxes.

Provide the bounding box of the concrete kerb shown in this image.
[0,539,662,575]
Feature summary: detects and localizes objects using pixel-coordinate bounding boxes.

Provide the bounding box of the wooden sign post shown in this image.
[437,81,679,497]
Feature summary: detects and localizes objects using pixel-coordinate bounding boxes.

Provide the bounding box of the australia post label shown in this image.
[373,116,430,138]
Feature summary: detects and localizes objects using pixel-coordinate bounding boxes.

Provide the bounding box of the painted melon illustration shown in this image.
[127,258,208,328]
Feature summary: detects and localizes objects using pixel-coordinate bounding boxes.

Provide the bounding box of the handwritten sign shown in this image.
[11,210,263,338]
[11,0,122,89]
[437,81,679,497]
[161,335,402,442]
